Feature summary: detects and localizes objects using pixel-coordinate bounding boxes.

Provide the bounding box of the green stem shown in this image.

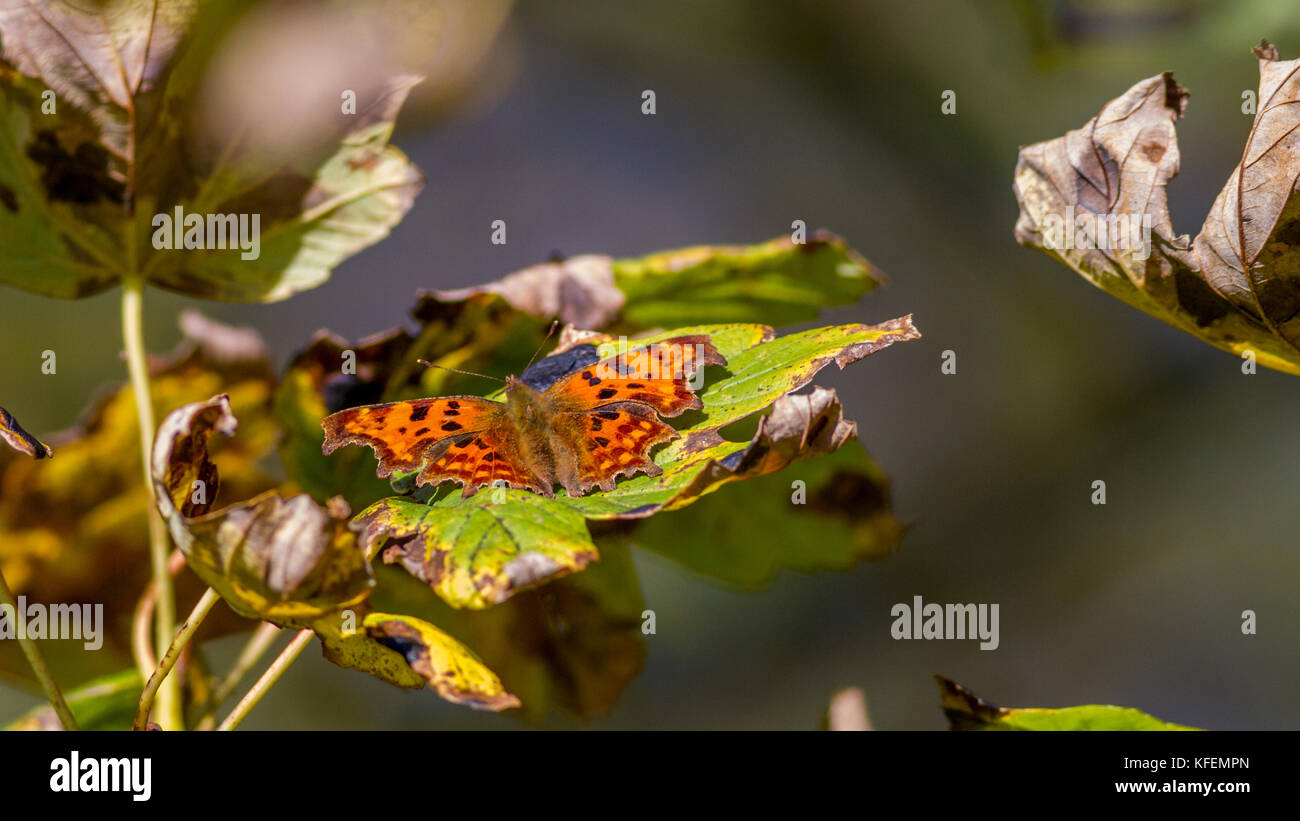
[217,628,313,731]
[133,587,220,731]
[121,275,182,730]
[0,567,78,730]
[194,621,283,730]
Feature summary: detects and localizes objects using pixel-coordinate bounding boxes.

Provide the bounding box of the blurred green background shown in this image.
[3,0,1298,729]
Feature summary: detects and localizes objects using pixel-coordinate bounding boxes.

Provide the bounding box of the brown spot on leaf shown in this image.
[25,132,124,205]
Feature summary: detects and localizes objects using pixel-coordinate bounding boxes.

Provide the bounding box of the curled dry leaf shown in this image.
[151,395,372,626]
[1014,40,1300,374]
[151,395,517,710]
[0,406,50,459]
[934,676,1198,731]
[434,255,625,330]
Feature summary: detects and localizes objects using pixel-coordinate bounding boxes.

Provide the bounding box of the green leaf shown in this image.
[369,537,645,719]
[356,491,599,610]
[936,676,1200,731]
[612,231,881,327]
[1014,43,1300,375]
[617,443,903,588]
[425,232,881,332]
[5,669,142,731]
[0,2,420,302]
[668,317,918,448]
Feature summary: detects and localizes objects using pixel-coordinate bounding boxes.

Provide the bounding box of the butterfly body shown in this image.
[322,336,724,499]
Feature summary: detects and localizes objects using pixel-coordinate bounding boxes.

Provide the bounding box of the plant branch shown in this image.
[131,548,187,683]
[195,622,283,730]
[133,587,220,731]
[122,274,182,730]
[217,628,313,731]
[0,567,78,730]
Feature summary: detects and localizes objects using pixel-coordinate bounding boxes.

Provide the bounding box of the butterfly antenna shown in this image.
[416,360,505,383]
[522,321,560,372]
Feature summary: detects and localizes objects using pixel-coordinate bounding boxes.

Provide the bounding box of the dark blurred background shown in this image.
[3,0,1298,729]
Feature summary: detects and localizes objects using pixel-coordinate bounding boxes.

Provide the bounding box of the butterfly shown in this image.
[320,335,725,498]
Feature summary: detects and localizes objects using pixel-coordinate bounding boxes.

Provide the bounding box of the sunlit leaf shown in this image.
[313,608,519,711]
[370,538,645,718]
[936,676,1199,731]
[611,231,882,327]
[357,492,598,610]
[0,1,420,302]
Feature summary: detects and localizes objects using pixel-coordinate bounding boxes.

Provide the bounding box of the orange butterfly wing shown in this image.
[322,335,725,499]
[547,335,726,416]
[544,335,725,495]
[321,396,502,477]
[416,426,552,498]
[550,405,677,495]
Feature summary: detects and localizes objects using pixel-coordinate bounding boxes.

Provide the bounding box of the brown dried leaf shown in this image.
[432,255,625,330]
[151,396,372,628]
[1014,40,1300,374]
